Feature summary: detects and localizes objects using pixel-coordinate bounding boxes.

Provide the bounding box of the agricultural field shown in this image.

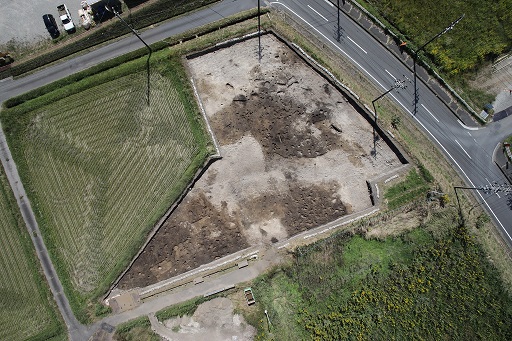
[0,169,64,340]
[0,56,211,319]
[245,208,512,340]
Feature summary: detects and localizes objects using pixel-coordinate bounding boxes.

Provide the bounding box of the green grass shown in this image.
[155,296,208,322]
[384,168,431,210]
[0,168,64,340]
[114,316,159,341]
[247,210,512,340]
[0,51,211,322]
[360,0,511,74]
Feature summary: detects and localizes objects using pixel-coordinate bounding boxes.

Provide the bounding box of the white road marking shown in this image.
[467,131,472,136]
[270,1,508,239]
[308,5,329,21]
[421,104,439,122]
[455,140,472,159]
[324,0,334,7]
[457,119,479,130]
[385,69,396,80]
[347,36,368,54]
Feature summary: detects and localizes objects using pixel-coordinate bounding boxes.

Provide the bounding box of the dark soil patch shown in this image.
[117,192,248,289]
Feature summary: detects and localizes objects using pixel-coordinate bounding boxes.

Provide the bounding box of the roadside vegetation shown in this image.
[113,316,159,341]
[245,210,512,340]
[0,168,65,340]
[384,167,433,210]
[356,0,511,110]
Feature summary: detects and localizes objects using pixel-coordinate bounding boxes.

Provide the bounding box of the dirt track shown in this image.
[117,34,402,289]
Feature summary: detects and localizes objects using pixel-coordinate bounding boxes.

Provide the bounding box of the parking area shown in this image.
[0,0,86,45]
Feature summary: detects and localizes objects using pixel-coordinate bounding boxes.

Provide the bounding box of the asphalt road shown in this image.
[1,0,512,339]
[271,0,512,242]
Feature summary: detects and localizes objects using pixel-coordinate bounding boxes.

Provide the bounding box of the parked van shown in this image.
[42,14,60,39]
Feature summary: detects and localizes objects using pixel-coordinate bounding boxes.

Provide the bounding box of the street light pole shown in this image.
[337,0,340,42]
[412,14,464,115]
[371,78,408,156]
[454,183,512,225]
[106,5,153,106]
[258,0,261,61]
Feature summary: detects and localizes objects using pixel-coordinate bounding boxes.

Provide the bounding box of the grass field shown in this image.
[246,210,512,340]
[0,169,64,340]
[1,53,211,320]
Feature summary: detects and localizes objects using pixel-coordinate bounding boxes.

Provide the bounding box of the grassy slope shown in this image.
[361,0,511,74]
[0,51,211,322]
[0,168,64,340]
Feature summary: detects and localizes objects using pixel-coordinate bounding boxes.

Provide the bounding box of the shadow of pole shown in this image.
[107,6,153,106]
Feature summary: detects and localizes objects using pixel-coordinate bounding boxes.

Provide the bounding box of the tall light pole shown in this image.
[371,78,408,156]
[337,0,340,42]
[258,0,261,61]
[412,14,464,115]
[106,4,153,106]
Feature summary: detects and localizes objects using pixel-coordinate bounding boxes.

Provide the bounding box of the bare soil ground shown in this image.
[117,34,402,289]
[156,297,255,341]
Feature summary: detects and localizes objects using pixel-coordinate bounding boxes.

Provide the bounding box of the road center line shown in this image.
[455,140,472,159]
[420,104,439,122]
[385,69,396,80]
[308,5,329,21]
[347,36,368,54]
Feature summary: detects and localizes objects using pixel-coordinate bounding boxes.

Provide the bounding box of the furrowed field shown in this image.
[0,169,64,340]
[1,54,210,320]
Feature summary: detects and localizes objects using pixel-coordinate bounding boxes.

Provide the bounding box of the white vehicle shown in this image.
[57,4,76,33]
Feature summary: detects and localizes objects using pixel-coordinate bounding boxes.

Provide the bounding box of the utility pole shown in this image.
[412,14,464,115]
[106,5,153,106]
[371,78,408,156]
[454,183,512,225]
[337,0,340,42]
[258,0,262,61]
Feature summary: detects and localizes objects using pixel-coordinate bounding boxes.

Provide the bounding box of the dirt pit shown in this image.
[118,34,402,289]
[156,297,255,341]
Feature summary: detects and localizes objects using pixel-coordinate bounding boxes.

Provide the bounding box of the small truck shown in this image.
[244,287,256,306]
[57,4,76,33]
